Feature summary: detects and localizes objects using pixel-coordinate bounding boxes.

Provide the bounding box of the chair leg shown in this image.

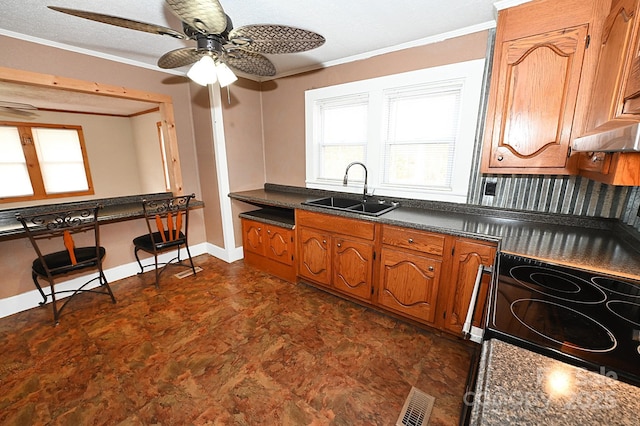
[47,279,60,326]
[185,244,197,276]
[134,247,145,274]
[153,253,160,288]
[32,271,48,305]
[99,269,117,304]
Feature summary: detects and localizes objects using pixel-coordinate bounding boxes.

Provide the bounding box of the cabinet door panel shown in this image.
[378,248,441,324]
[265,225,294,266]
[242,219,264,255]
[486,25,588,170]
[333,237,374,302]
[587,0,638,131]
[298,227,331,286]
[443,240,496,335]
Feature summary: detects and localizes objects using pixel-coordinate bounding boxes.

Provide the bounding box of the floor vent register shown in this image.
[396,386,435,426]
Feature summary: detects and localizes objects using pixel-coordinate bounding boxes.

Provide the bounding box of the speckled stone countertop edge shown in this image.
[469,339,640,425]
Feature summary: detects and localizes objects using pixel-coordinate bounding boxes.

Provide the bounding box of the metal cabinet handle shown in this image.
[337,243,342,247]
[497,155,503,161]
[267,230,271,234]
[462,265,491,340]
[428,266,434,271]
[408,238,414,243]
[322,239,327,244]
[258,227,262,231]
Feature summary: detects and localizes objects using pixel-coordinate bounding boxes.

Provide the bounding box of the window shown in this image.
[0,122,93,202]
[305,59,485,203]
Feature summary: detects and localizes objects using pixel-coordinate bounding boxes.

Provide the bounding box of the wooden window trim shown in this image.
[0,121,94,203]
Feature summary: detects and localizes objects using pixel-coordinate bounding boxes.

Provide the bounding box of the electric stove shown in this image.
[485,253,640,387]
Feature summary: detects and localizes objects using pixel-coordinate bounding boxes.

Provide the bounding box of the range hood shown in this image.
[572,122,640,152]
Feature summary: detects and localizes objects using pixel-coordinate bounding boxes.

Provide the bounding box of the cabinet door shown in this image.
[378,248,441,325]
[265,225,294,266]
[298,227,331,286]
[586,0,639,131]
[483,25,589,171]
[333,237,374,302]
[242,219,264,256]
[442,239,496,335]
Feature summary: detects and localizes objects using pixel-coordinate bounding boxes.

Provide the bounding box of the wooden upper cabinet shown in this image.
[585,0,640,132]
[482,25,589,172]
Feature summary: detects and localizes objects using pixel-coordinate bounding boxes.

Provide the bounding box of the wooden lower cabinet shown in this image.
[333,237,374,302]
[378,247,442,325]
[241,217,295,282]
[298,227,331,286]
[441,238,497,335]
[296,210,376,302]
[294,211,498,338]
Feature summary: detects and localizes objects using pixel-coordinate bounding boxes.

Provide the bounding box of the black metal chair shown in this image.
[133,194,196,287]
[16,204,116,325]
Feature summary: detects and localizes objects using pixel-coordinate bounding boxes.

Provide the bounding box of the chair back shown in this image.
[141,194,194,246]
[16,204,102,278]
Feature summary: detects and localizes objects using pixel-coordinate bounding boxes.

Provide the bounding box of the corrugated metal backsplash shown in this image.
[468,174,640,232]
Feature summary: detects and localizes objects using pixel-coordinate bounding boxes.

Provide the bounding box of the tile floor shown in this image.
[0,255,475,425]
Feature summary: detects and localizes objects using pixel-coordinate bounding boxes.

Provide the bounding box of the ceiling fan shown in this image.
[48,0,325,86]
[0,101,38,117]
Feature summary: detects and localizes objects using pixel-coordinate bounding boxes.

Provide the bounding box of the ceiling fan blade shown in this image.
[0,101,37,110]
[228,25,325,54]
[0,106,37,117]
[223,49,276,77]
[158,48,213,69]
[165,0,228,34]
[47,6,185,39]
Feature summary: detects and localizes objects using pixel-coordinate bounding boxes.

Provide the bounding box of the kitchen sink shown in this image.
[303,196,399,217]
[304,196,361,209]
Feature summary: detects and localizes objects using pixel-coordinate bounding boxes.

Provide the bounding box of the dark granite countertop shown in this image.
[0,193,204,240]
[229,184,640,280]
[470,339,640,425]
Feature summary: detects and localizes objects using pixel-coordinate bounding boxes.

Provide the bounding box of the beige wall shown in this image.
[220,78,267,247]
[260,30,490,185]
[131,111,167,194]
[0,35,210,300]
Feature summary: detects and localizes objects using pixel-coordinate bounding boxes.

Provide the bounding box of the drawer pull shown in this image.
[337,243,342,248]
[322,239,327,244]
[408,238,414,243]
[428,266,434,271]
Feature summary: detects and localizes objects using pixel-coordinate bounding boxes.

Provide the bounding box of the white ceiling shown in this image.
[0,0,508,114]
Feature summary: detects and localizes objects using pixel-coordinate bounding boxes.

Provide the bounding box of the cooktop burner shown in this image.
[510,299,617,352]
[606,301,640,327]
[510,265,606,303]
[593,277,640,298]
[486,254,640,387]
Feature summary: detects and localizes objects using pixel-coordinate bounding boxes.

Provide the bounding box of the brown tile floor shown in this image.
[0,255,475,425]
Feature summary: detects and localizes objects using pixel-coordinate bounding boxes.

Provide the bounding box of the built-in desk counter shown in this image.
[0,193,204,240]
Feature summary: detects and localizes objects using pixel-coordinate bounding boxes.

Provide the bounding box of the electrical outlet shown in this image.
[484,182,497,196]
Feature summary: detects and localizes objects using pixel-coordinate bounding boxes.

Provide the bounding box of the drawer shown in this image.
[382,225,445,256]
[296,210,375,240]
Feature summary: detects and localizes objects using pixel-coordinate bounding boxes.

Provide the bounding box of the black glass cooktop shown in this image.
[485,254,640,387]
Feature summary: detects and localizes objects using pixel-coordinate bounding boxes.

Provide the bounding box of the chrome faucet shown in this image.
[343,161,368,202]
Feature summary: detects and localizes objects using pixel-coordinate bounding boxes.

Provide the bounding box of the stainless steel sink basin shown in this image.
[305,197,361,209]
[303,196,399,217]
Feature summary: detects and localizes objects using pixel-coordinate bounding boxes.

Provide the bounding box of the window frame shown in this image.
[0,121,94,203]
[304,59,485,203]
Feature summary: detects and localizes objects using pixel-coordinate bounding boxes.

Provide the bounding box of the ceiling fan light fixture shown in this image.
[216,62,237,88]
[187,55,217,86]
